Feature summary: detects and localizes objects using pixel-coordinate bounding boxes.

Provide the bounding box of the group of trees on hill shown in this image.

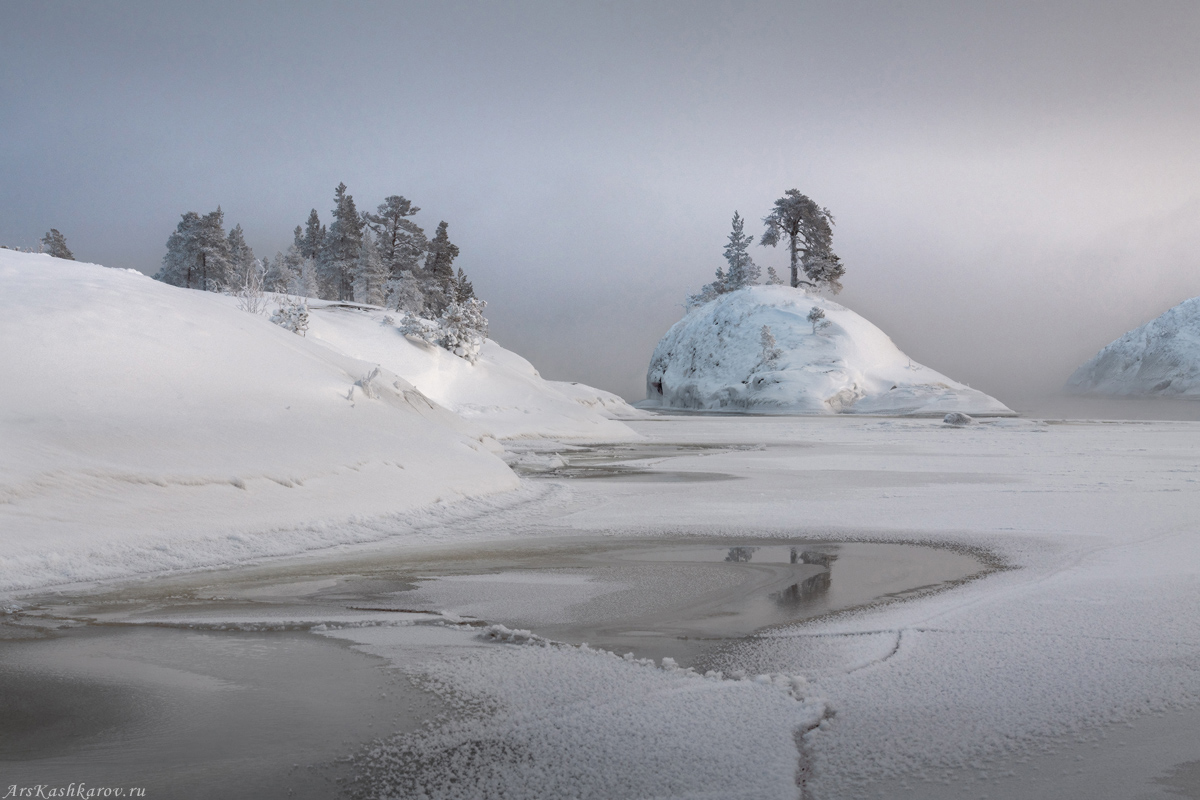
[688,189,844,308]
[153,184,488,361]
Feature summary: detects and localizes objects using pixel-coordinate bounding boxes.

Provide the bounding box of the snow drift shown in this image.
[642,285,1012,416]
[0,251,626,593]
[303,302,642,440]
[1067,296,1200,397]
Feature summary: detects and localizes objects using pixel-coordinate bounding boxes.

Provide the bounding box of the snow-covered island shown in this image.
[643,285,1013,416]
[1067,296,1200,397]
[0,250,636,592]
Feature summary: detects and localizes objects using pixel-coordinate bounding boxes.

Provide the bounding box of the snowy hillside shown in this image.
[0,252,526,591]
[643,285,1012,416]
[1067,296,1200,396]
[303,302,642,439]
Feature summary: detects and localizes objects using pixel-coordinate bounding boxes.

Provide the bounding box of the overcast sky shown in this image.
[4,1,1199,406]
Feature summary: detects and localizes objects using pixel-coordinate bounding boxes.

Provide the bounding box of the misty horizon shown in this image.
[4,1,1199,407]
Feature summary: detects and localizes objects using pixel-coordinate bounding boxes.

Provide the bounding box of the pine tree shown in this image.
[760,190,839,291]
[807,306,829,334]
[156,212,201,288]
[320,183,363,300]
[760,325,783,367]
[385,271,425,316]
[353,234,387,305]
[226,224,256,290]
[423,221,460,315]
[41,229,74,260]
[263,251,295,293]
[455,267,475,302]
[154,208,230,291]
[722,212,760,290]
[195,208,232,291]
[365,196,426,279]
[301,211,324,262]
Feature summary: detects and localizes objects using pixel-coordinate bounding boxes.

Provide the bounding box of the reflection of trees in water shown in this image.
[725,546,759,563]
[773,570,832,607]
[791,547,838,568]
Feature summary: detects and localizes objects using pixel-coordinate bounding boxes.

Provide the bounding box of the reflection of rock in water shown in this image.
[792,547,838,568]
[725,546,759,563]
[773,570,832,607]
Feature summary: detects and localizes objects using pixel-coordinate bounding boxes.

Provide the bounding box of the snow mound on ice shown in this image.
[642,285,1012,416]
[0,251,517,593]
[303,302,640,440]
[1067,296,1200,396]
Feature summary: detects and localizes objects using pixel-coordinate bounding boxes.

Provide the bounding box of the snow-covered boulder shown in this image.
[302,302,640,440]
[642,285,1012,416]
[1067,297,1200,396]
[0,251,518,593]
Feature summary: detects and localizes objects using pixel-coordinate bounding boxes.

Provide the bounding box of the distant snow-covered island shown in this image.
[1067,296,1200,397]
[641,193,1012,417]
[642,285,1013,416]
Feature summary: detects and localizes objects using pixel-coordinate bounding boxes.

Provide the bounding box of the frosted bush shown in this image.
[270,296,309,336]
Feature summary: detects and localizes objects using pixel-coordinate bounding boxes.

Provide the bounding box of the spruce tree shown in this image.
[321,183,363,300]
[423,221,459,314]
[302,211,324,261]
[41,229,74,260]
[722,212,759,290]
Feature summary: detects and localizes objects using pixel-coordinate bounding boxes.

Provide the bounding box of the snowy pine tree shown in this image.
[301,211,324,262]
[41,229,74,260]
[807,306,829,334]
[760,190,840,291]
[318,183,363,300]
[353,234,387,305]
[365,195,426,280]
[156,212,201,288]
[262,251,295,293]
[385,271,426,316]
[722,212,759,290]
[154,208,230,291]
[766,266,784,285]
[686,211,761,308]
[455,267,475,302]
[423,221,459,315]
[226,224,256,290]
[760,325,783,367]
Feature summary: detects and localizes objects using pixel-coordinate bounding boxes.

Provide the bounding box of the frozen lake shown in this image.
[4,413,1200,799]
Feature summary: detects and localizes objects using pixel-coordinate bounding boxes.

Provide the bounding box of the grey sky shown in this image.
[4,1,1199,406]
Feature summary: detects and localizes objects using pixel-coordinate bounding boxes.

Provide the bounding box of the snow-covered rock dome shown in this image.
[642,285,1012,416]
[1067,296,1200,396]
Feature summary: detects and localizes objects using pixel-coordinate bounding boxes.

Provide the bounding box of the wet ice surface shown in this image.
[390,540,986,665]
[1,536,986,798]
[0,626,442,799]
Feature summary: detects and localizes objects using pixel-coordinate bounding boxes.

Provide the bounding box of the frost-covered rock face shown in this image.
[644,285,1012,416]
[1067,297,1200,396]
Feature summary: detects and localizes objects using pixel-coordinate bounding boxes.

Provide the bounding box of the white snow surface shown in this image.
[1067,295,1200,396]
[0,252,530,592]
[303,301,642,439]
[643,285,1012,416]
